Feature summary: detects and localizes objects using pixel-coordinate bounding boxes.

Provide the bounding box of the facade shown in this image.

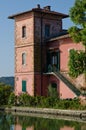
[9,5,83,99]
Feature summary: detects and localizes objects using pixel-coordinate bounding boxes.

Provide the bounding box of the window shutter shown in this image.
[22,80,26,92]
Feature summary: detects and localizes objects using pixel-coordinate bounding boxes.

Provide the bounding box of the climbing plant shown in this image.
[68,49,86,78]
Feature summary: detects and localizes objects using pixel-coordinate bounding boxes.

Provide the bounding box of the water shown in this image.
[0,112,86,130]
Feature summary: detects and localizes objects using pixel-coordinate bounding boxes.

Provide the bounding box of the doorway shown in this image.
[47,50,60,72]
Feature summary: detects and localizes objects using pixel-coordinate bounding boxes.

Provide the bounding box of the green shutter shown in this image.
[22,80,26,92]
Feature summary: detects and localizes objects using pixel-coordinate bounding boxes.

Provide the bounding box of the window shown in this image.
[45,24,50,38]
[52,55,57,65]
[22,80,26,92]
[22,26,26,38]
[22,53,26,65]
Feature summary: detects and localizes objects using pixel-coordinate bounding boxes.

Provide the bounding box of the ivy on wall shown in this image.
[68,49,86,78]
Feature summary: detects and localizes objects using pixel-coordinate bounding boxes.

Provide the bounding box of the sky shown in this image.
[0,0,75,77]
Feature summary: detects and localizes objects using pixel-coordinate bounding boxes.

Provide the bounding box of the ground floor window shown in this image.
[22,80,26,92]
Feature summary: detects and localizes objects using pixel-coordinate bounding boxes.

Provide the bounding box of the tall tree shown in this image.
[68,0,86,89]
[69,0,86,46]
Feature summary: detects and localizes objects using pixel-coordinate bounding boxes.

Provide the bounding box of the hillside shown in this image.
[0,76,14,87]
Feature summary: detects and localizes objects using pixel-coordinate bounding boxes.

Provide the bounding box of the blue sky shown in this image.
[0,0,75,77]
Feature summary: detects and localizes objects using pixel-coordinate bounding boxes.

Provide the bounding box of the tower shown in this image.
[8,5,68,96]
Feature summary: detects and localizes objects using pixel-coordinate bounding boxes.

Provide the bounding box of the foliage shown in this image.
[0,77,14,88]
[18,93,31,106]
[0,83,12,105]
[7,92,86,110]
[68,0,86,79]
[8,92,17,106]
[47,84,59,98]
[68,0,86,47]
[68,49,86,77]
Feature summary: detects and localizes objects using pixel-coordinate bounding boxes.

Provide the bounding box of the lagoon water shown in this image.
[0,112,86,130]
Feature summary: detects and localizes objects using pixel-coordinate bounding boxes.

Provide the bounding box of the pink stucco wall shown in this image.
[60,80,76,99]
[15,13,34,46]
[15,46,34,73]
[59,37,84,71]
[15,73,34,96]
[47,37,84,72]
[46,37,84,99]
[14,12,35,95]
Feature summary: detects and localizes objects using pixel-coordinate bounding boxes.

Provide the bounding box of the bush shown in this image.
[8,92,17,106]
[6,91,86,110]
[18,93,31,106]
[0,83,12,105]
[68,49,86,78]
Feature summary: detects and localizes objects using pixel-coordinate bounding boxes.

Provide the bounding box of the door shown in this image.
[47,50,60,72]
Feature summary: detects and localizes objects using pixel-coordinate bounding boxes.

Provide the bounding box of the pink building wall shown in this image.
[46,36,83,98]
[13,7,64,96]
[60,80,76,99]
[59,37,84,71]
[15,73,34,95]
[9,6,83,99]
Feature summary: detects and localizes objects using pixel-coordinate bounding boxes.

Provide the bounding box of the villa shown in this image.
[9,5,83,99]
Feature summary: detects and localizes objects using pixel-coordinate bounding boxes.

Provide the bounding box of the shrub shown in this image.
[8,92,17,106]
[0,83,12,105]
[18,93,32,106]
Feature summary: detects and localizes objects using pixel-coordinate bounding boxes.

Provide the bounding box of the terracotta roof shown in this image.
[8,7,69,19]
[47,31,70,42]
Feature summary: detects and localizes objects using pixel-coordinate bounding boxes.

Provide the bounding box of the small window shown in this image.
[45,24,50,38]
[22,26,26,38]
[22,80,26,92]
[22,53,26,65]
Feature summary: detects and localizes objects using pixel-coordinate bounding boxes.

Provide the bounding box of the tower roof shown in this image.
[8,5,69,19]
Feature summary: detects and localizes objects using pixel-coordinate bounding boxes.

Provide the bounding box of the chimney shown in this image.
[43,6,51,11]
[37,4,40,9]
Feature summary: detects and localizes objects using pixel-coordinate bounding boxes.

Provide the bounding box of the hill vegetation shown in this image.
[0,76,14,87]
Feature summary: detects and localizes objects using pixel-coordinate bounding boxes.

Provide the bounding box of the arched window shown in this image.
[22,53,26,65]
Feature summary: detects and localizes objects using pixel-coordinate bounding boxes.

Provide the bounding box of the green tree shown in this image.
[68,0,86,88]
[0,83,12,105]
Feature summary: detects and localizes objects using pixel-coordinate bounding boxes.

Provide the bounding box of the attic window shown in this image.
[22,26,26,38]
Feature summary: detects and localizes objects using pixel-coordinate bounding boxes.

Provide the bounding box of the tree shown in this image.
[68,0,86,88]
[68,0,86,46]
[0,83,12,105]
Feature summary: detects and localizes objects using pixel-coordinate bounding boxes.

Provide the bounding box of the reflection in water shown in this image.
[0,112,86,130]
